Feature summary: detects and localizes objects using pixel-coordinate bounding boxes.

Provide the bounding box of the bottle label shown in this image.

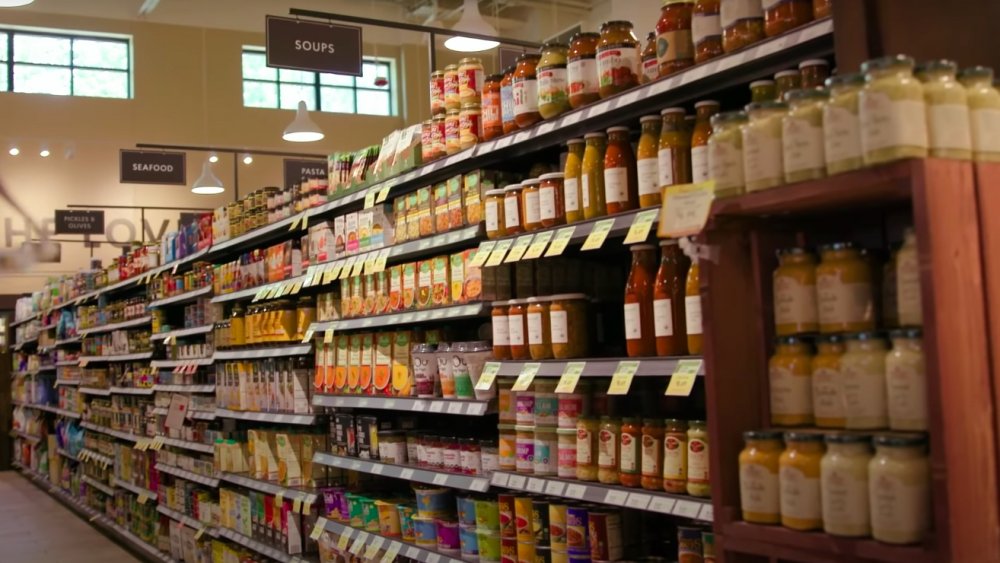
[742,124,783,185]
[870,467,931,539]
[501,85,515,124]
[928,103,972,151]
[812,366,845,421]
[653,298,674,337]
[538,66,568,106]
[691,145,709,183]
[567,58,598,97]
[663,435,687,480]
[740,462,779,515]
[564,178,580,212]
[774,275,818,326]
[657,148,675,187]
[581,173,591,210]
[642,57,659,83]
[576,428,593,465]
[504,195,521,230]
[824,104,863,164]
[709,138,744,192]
[886,354,928,429]
[604,167,629,204]
[859,91,928,153]
[597,47,639,88]
[637,157,660,196]
[822,464,870,532]
[483,96,501,126]
[527,312,544,345]
[513,78,539,115]
[598,428,617,468]
[720,0,763,29]
[971,108,1000,153]
[769,364,813,416]
[492,315,510,345]
[550,310,569,344]
[524,190,541,225]
[655,30,693,66]
[623,302,642,340]
[817,275,873,326]
[779,466,821,520]
[620,431,639,473]
[685,295,703,336]
[687,438,709,482]
[783,116,825,174]
[508,314,525,345]
[692,14,722,46]
[539,185,557,221]
[896,250,922,326]
[841,360,888,423]
[641,434,662,476]
[485,199,500,232]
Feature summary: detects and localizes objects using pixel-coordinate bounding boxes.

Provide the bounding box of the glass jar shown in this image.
[656,1,695,77]
[527,297,553,360]
[841,332,888,430]
[598,416,621,484]
[482,74,504,141]
[709,111,748,196]
[568,32,601,109]
[492,301,511,360]
[641,419,665,491]
[750,79,778,102]
[775,70,801,100]
[687,420,710,497]
[721,0,764,52]
[693,0,723,63]
[604,126,638,214]
[821,433,873,537]
[534,426,558,476]
[692,100,720,183]
[685,260,703,355]
[432,114,447,158]
[277,299,296,341]
[823,73,865,175]
[550,293,588,359]
[769,336,814,426]
[557,428,577,479]
[460,102,483,150]
[654,240,689,356]
[641,32,658,84]
[896,228,921,327]
[515,425,535,474]
[430,69,446,116]
[663,419,689,493]
[868,433,931,544]
[444,64,460,111]
[619,417,642,487]
[581,133,607,220]
[779,431,824,530]
[811,334,846,428]
[507,299,529,361]
[773,247,818,335]
[459,57,485,105]
[799,58,830,88]
[481,439,499,474]
[782,88,828,183]
[764,0,813,37]
[230,303,246,347]
[513,54,542,129]
[538,172,566,228]
[485,189,507,240]
[576,415,600,481]
[813,0,830,18]
[658,107,692,189]
[886,328,926,431]
[739,429,784,524]
[637,115,662,208]
[859,55,929,165]
[446,108,461,155]
[521,178,542,232]
[816,243,875,333]
[501,66,518,134]
[625,244,657,358]
[958,66,1000,162]
[916,59,972,160]
[597,20,640,98]
[539,42,571,120]
[503,184,525,236]
[742,101,787,192]
[564,139,586,223]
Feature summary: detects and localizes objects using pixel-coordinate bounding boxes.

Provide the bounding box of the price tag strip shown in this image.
[665,359,703,397]
[511,363,541,392]
[658,181,716,239]
[522,229,554,260]
[555,362,586,394]
[580,219,615,251]
[474,361,501,391]
[607,360,640,395]
[623,208,659,244]
[503,235,534,263]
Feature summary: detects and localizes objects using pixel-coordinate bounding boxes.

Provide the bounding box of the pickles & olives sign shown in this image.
[266,15,363,76]
[54,210,105,235]
[284,159,329,190]
[120,150,187,185]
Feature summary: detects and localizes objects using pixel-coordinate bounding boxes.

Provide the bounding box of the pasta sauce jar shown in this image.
[430,70,446,116]
[482,74,504,141]
[596,20,640,98]
[656,0,695,77]
[444,64,460,111]
[513,54,542,129]
[538,42,571,120]
[568,32,601,108]
[458,57,485,105]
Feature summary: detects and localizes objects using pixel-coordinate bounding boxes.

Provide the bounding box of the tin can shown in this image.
[414,487,453,518]
[460,523,481,558]
[703,531,716,563]
[397,504,416,541]
[458,496,478,527]
[501,537,519,563]
[532,498,551,546]
[517,541,537,563]
[475,498,501,531]
[535,546,552,563]
[586,510,622,561]
[413,515,438,547]
[478,529,502,562]
[565,505,589,553]
[678,526,704,563]
[514,495,535,541]
[549,503,568,549]
[437,519,461,551]
[375,500,401,537]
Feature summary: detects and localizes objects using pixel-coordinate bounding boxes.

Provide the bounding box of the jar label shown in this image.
[484,95,502,127]
[459,67,484,98]
[461,449,483,475]
[501,85,515,124]
[841,360,888,425]
[859,91,928,154]
[663,435,687,480]
[691,145,709,183]
[623,302,642,340]
[685,295,703,336]
[655,30,693,66]
[508,314,525,345]
[443,448,461,470]
[492,314,510,345]
[886,353,927,429]
[657,148,675,187]
[485,199,500,233]
[780,465,821,520]
[782,116,825,174]
[692,14,722,46]
[524,189,541,225]
[534,439,554,472]
[870,465,931,540]
[769,364,813,417]
[567,58,599,97]
[709,138,744,192]
[642,57,659,83]
[687,438,709,482]
[538,67,569,106]
[641,434,662,477]
[824,104,863,165]
[620,431,639,473]
[444,72,459,98]
[598,428,618,468]
[740,462,779,515]
[577,428,594,465]
[774,274,818,327]
[928,103,972,151]
[821,464,870,533]
[539,185,558,221]
[896,250,922,326]
[720,0,763,29]
[430,78,445,112]
[504,195,521,230]
[460,110,482,143]
[742,124,783,185]
[558,442,577,470]
[637,158,660,197]
[817,275,873,327]
[812,366,845,421]
[653,298,674,337]
[971,108,1000,153]
[604,167,629,204]
[513,78,539,115]
[597,47,639,89]
[527,312,544,346]
[581,173,591,210]
[550,309,569,344]
[564,178,580,212]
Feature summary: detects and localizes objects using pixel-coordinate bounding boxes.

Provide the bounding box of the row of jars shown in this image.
[739,430,930,545]
[213,298,315,348]
[491,294,589,361]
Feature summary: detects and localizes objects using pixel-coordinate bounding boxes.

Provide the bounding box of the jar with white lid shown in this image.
[821,433,872,537]
[823,73,865,175]
[885,327,926,431]
[915,59,972,160]
[859,55,929,166]
[782,88,828,184]
[742,101,787,192]
[868,433,931,544]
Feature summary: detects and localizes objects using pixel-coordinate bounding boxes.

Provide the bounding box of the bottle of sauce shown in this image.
[769,336,814,426]
[563,139,586,223]
[687,420,710,497]
[868,434,931,544]
[503,184,525,236]
[691,100,720,183]
[693,0,723,63]
[663,419,688,493]
[764,0,813,37]
[654,240,689,356]
[685,260,703,355]
[604,126,638,214]
[821,433,873,537]
[656,0,695,77]
[779,431,824,531]
[507,299,530,361]
[598,416,621,484]
[640,32,658,84]
[568,32,601,109]
[739,429,783,524]
[773,247,818,335]
[230,303,246,347]
[624,244,657,358]
[811,334,845,428]
[521,178,542,232]
[491,302,511,360]
[637,115,663,208]
[721,0,764,53]
[513,54,542,129]
[500,66,518,135]
[640,419,665,491]
[596,20,640,98]
[619,417,642,487]
[896,228,922,327]
[840,332,888,430]
[658,107,691,189]
[482,74,504,141]
[885,328,926,431]
[581,132,607,220]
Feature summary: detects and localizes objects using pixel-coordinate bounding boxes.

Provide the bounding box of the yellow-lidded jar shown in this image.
[484,189,507,240]
[821,432,873,537]
[958,66,1000,162]
[859,55,929,166]
[823,73,865,175]
[708,110,748,197]
[868,433,931,544]
[769,336,814,426]
[811,335,846,428]
[816,242,875,334]
[738,429,783,524]
[742,101,787,192]
[779,431,824,531]
[915,59,972,160]
[549,293,588,359]
[782,88,828,183]
[841,332,888,430]
[563,139,586,223]
[773,247,818,335]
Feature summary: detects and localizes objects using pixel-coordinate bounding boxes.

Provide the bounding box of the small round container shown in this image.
[478,529,502,562]
[437,520,461,552]
[534,426,559,476]
[414,516,439,547]
[557,428,578,479]
[515,390,536,425]
[460,523,481,558]
[498,494,516,538]
[516,424,536,473]
[534,378,559,426]
[415,487,453,518]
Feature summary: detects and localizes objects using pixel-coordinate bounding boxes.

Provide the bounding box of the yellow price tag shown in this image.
[555,362,586,394]
[290,281,303,295]
[275,492,284,508]
[376,185,392,204]
[364,253,378,274]
[503,235,534,263]
[364,189,378,209]
[544,226,576,257]
[485,239,514,267]
[522,230,553,260]
[293,498,302,514]
[289,216,301,231]
[608,360,641,395]
[349,534,367,555]
[351,255,366,277]
[657,181,716,239]
[623,208,659,244]
[373,248,391,273]
[365,537,385,559]
[194,527,206,540]
[581,219,616,251]
[301,328,315,344]
[324,328,335,344]
[310,517,327,540]
[303,501,312,515]
[137,493,149,505]
[339,257,356,280]
[511,363,541,392]
[324,261,343,284]
[474,362,502,391]
[665,359,703,397]
[468,241,497,268]
[252,287,267,302]
[381,541,402,563]
[337,532,352,550]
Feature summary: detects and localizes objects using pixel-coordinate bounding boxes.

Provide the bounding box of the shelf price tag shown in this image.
[376,184,392,204]
[323,261,343,284]
[623,209,659,244]
[351,255,367,277]
[194,527,206,540]
[252,287,268,302]
[503,235,534,263]
[290,281,303,295]
[373,248,392,272]
[381,541,402,563]
[336,530,352,550]
[475,362,502,391]
[363,253,379,274]
[485,239,514,267]
[469,241,497,267]
[544,226,577,257]
[288,215,301,231]
[581,219,616,251]
[339,257,357,280]
[522,230,554,260]
[511,363,541,392]
[665,359,703,397]
[658,181,716,238]
[349,533,368,555]
[365,536,385,559]
[555,362,586,394]
[607,360,640,395]
[364,188,378,209]
[310,517,328,540]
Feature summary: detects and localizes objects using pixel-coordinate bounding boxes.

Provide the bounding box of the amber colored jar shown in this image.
[513,54,542,129]
[813,0,830,18]
[637,115,662,208]
[538,172,566,228]
[527,297,553,360]
[503,184,525,236]
[774,69,802,100]
[686,260,703,354]
[656,0,695,77]
[444,64,460,111]
[619,417,642,487]
[604,126,638,214]
[568,32,601,109]
[482,74,504,141]
[507,299,529,360]
[691,100,720,182]
[597,20,640,98]
[641,419,665,490]
[521,178,542,232]
[654,240,690,356]
[625,244,658,357]
[721,0,764,52]
[295,296,315,340]
[764,0,814,37]
[550,293,588,359]
[658,107,692,188]
[641,32,658,84]
[564,139,586,223]
[501,66,519,135]
[693,0,723,63]
[799,58,831,89]
[430,70,446,116]
[485,188,507,240]
[492,302,511,360]
[663,419,689,493]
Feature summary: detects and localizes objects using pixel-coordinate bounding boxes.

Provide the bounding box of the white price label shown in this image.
[565,484,587,499]
[673,500,702,518]
[400,469,415,480]
[625,493,651,510]
[603,490,628,506]
[527,478,545,493]
[508,475,526,489]
[433,473,449,486]
[491,472,510,487]
[447,402,463,414]
[430,401,445,413]
[698,503,714,522]
[544,481,566,496]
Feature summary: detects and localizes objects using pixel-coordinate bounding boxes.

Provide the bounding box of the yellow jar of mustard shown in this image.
[484,189,507,240]
[823,73,865,175]
[859,55,929,166]
[915,59,972,160]
[687,420,710,497]
[738,429,783,524]
[816,242,875,334]
[782,88,828,183]
[959,66,1000,163]
[742,101,787,192]
[841,332,888,430]
[821,433,872,537]
[708,111,748,197]
[773,247,818,335]
[769,336,814,427]
[811,334,845,428]
[549,293,588,359]
[564,139,586,223]
[779,431,824,531]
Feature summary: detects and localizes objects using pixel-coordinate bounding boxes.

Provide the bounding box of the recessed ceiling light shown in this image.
[39,149,50,158]
[243,154,253,165]
[209,153,219,163]
[9,147,19,156]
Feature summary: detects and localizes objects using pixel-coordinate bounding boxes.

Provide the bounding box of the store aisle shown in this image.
[0,471,139,563]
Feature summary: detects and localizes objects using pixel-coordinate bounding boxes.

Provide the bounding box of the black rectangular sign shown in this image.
[120,150,187,185]
[266,15,363,76]
[55,210,104,235]
[284,159,329,190]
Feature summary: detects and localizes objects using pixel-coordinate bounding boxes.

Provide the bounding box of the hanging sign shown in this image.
[266,15,363,76]
[120,150,186,185]
[54,210,104,235]
[284,159,329,190]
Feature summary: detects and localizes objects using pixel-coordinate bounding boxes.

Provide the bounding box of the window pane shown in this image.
[0,63,6,90]
[357,62,389,90]
[73,69,128,98]
[0,33,7,61]
[73,39,128,70]
[320,86,354,113]
[13,35,71,65]
[279,68,315,84]
[279,83,315,110]
[243,80,278,108]
[242,51,275,80]
[13,64,71,95]
[319,72,353,87]
[356,90,390,116]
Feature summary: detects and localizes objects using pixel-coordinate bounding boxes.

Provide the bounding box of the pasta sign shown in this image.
[265,15,363,76]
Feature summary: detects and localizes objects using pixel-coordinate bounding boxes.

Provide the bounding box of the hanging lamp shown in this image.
[283,100,325,142]
[444,0,500,53]
[0,1,35,6]
[191,159,224,194]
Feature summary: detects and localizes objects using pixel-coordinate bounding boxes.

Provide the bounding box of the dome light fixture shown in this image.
[39,148,50,158]
[8,146,19,156]
[209,152,219,163]
[243,154,253,165]
[0,0,36,7]
[283,100,324,142]
[444,0,500,53]
[191,159,224,195]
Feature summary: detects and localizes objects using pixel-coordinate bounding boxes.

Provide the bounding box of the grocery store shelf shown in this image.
[113,477,158,501]
[151,406,217,420]
[80,421,142,443]
[54,337,82,347]
[80,386,112,396]
[213,343,312,360]
[79,447,114,466]
[79,351,154,363]
[322,518,464,563]
[493,356,705,377]
[309,302,489,333]
[151,358,214,369]
[151,324,214,341]
[14,430,42,443]
[10,313,39,327]
[386,224,483,263]
[215,408,319,425]
[13,336,38,350]
[145,248,209,278]
[55,359,80,366]
[313,394,493,416]
[148,285,212,308]
[40,322,58,331]
[82,474,116,496]
[81,315,152,335]
[153,383,216,393]
[110,386,155,395]
[57,448,78,462]
[219,472,319,506]
[159,435,214,454]
[154,462,220,487]
[206,212,301,258]
[490,471,713,522]
[312,452,490,492]
[32,403,83,418]
[215,527,316,563]
[35,364,57,373]
[156,505,216,536]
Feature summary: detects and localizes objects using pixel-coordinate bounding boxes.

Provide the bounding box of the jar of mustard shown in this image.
[564,139,586,223]
[958,66,1000,162]
[782,88,828,183]
[538,172,566,228]
[663,419,689,493]
[513,54,542,129]
[821,433,873,537]
[859,55,929,166]
[526,297,553,360]
[503,184,525,236]
[521,178,542,232]
[576,415,600,481]
[581,132,607,220]
[637,115,662,208]
[598,416,621,484]
[658,107,692,189]
[721,0,764,53]
[709,110,748,197]
[769,336,814,427]
[538,42,571,120]
[823,73,865,175]
[484,189,507,240]
[764,0,813,37]
[811,334,846,428]
[739,429,783,524]
[868,433,931,545]
[687,420,710,497]
[750,79,777,102]
[779,431,824,531]
[501,66,518,135]
[742,101,787,192]
[816,242,875,334]
[550,293,588,359]
[896,227,921,327]
[492,301,511,360]
[597,20,640,98]
[656,0,695,77]
[915,59,972,160]
[460,102,483,150]
[568,32,601,109]
[886,328,926,431]
[773,247,818,335]
[693,0,723,64]
[841,332,888,430]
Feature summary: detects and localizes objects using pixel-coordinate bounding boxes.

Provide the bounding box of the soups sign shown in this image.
[265,15,363,76]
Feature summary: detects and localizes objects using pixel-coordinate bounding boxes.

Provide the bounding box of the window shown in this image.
[0,27,131,98]
[242,49,394,116]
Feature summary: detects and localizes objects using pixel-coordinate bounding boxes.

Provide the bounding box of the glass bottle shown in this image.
[641,32,659,84]
[654,239,689,356]
[742,101,787,192]
[656,0,696,77]
[693,0,723,64]
[581,133,607,220]
[811,334,846,428]
[637,115,663,208]
[885,328,926,431]
[709,110,748,196]
[750,79,777,102]
[640,419,665,491]
[768,336,814,426]
[659,107,692,189]
[625,244,657,357]
[663,419,688,493]
[915,59,972,160]
[764,0,813,37]
[859,55,929,166]
[619,417,642,487]
[779,431,824,531]
[685,260,703,355]
[604,126,638,214]
[816,242,875,333]
[691,100,720,183]
[896,227,921,327]
[782,88,828,183]
[721,0,764,52]
[824,73,865,175]
[563,139,586,223]
[568,32,601,109]
[687,420,710,497]
[598,416,621,484]
[773,247,818,335]
[513,54,542,129]
[538,42,571,120]
[958,66,1000,162]
[501,66,518,135]
[739,429,783,524]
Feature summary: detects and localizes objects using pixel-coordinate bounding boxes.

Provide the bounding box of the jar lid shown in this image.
[817,241,856,252]
[861,54,915,74]
[659,239,678,247]
[776,246,811,256]
[783,88,829,102]
[915,59,958,75]
[607,125,630,133]
[584,132,607,139]
[522,178,541,186]
[569,32,601,42]
[825,432,872,444]
[660,107,686,116]
[539,172,565,180]
[694,100,719,108]
[774,69,799,79]
[710,110,748,126]
[504,183,523,192]
[888,327,923,339]
[514,424,536,432]
[873,433,927,447]
[814,333,843,344]
[640,114,661,123]
[445,64,458,70]
[484,189,506,196]
[845,331,884,342]
[549,293,588,301]
[798,58,830,69]
[436,342,451,351]
[825,73,865,88]
[959,65,994,81]
[566,138,585,145]
[745,101,788,112]
[459,57,482,65]
[776,335,806,345]
[630,243,656,250]
[743,429,784,441]
[749,79,775,88]
[412,343,437,353]
[784,430,824,442]
[431,70,444,77]
[600,20,634,29]
[663,0,694,4]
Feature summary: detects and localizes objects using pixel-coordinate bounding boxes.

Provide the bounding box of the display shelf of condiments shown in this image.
[215,356,315,417]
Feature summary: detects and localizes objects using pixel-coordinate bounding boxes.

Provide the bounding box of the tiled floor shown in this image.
[0,470,139,562]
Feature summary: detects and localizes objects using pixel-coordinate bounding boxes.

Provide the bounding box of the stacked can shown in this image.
[457,496,480,560]
[474,496,502,562]
[412,487,460,552]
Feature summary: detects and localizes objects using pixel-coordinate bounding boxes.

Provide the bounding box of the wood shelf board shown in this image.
[720,522,939,563]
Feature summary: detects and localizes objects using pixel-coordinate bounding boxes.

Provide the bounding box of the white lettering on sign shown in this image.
[132,163,174,172]
[300,167,326,176]
[295,40,336,54]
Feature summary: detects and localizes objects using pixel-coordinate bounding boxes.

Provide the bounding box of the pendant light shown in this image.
[0,0,35,6]
[191,159,224,194]
[283,100,325,142]
[444,0,500,53]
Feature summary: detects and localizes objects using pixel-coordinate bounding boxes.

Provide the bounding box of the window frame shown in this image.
[241,47,396,117]
[0,26,132,99]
